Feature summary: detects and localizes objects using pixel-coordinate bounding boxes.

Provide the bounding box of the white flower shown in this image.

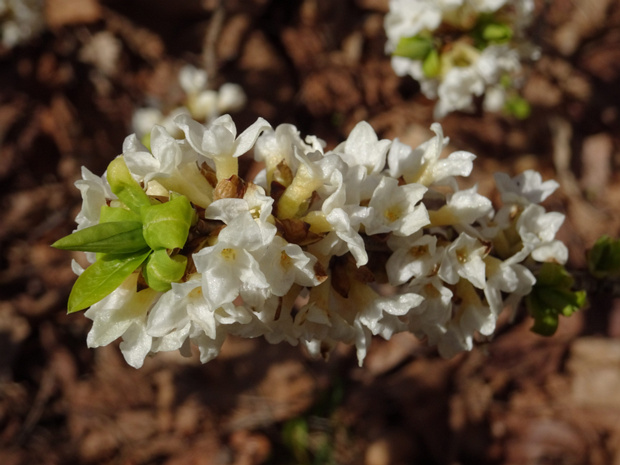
[259,236,324,296]
[407,276,453,344]
[483,85,507,112]
[364,176,429,236]
[177,114,269,162]
[194,203,276,308]
[74,166,114,231]
[358,291,423,340]
[332,121,391,174]
[276,147,345,218]
[123,125,190,183]
[194,239,270,309]
[187,90,219,122]
[132,108,166,140]
[204,197,277,252]
[437,280,495,358]
[387,123,475,186]
[179,65,209,95]
[384,0,445,50]
[132,107,189,140]
[178,65,246,122]
[484,256,535,315]
[477,45,521,85]
[495,170,560,205]
[446,186,494,225]
[309,169,370,267]
[146,279,245,365]
[123,125,213,207]
[439,232,489,289]
[331,280,423,365]
[429,185,494,229]
[252,295,299,346]
[85,273,159,369]
[254,124,325,190]
[147,278,212,342]
[243,182,275,222]
[435,65,485,119]
[515,204,568,264]
[386,233,441,285]
[176,114,271,181]
[152,294,252,364]
[217,83,247,114]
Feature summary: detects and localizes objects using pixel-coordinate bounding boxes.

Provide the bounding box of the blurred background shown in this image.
[1,0,620,463]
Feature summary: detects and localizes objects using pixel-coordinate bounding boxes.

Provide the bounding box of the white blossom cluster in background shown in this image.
[132,65,247,144]
[66,115,568,368]
[0,0,44,48]
[385,0,538,119]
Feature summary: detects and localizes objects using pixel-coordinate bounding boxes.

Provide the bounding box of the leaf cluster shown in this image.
[52,157,195,313]
[526,263,587,336]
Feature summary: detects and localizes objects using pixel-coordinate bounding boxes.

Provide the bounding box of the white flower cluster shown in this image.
[72,115,567,368]
[0,0,44,48]
[385,0,537,118]
[132,65,247,143]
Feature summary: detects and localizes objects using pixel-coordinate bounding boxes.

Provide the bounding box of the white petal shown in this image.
[119,323,152,369]
[231,117,271,158]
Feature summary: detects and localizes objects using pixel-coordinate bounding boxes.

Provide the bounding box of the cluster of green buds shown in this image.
[53,157,195,311]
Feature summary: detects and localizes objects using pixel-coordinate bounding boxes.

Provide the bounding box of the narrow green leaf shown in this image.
[52,221,148,253]
[143,249,187,292]
[67,250,151,313]
[106,156,151,213]
[393,36,433,61]
[141,195,194,250]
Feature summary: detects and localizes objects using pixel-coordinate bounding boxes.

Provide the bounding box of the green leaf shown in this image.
[99,205,141,223]
[526,263,586,336]
[393,36,433,61]
[52,221,148,253]
[588,235,620,278]
[141,195,194,250]
[67,250,152,313]
[143,249,187,292]
[282,417,310,465]
[422,48,440,78]
[106,156,151,213]
[482,23,513,43]
[504,95,531,120]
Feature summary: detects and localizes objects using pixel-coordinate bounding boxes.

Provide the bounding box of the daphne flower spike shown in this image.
[53,114,582,368]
